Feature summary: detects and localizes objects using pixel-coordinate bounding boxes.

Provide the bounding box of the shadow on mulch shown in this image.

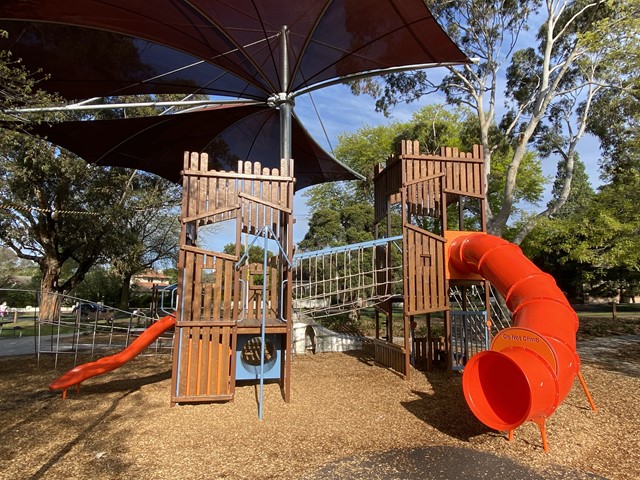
[400,386,489,441]
[30,389,138,480]
[343,347,489,441]
[301,445,607,480]
[48,368,172,399]
[578,335,640,378]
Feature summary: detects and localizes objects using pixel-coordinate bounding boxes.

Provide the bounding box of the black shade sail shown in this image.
[21,104,360,191]
[0,1,469,188]
[0,1,468,99]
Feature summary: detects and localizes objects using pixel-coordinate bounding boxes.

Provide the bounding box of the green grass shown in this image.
[573,302,640,319]
[0,318,77,337]
[3,303,639,339]
[0,310,151,337]
[314,302,640,341]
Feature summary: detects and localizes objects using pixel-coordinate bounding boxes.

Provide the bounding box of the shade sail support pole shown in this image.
[279,25,293,161]
[280,101,293,161]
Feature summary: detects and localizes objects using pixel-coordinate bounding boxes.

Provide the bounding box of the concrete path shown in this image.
[0,334,38,356]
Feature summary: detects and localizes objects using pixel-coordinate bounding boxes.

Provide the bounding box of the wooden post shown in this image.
[426,313,432,371]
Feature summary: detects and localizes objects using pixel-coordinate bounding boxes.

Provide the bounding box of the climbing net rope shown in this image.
[292,237,512,326]
[291,236,403,318]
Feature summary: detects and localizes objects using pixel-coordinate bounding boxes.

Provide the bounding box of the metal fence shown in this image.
[0,288,176,367]
[450,310,490,371]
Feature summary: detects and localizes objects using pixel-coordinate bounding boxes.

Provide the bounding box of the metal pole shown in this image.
[259,229,269,420]
[10,98,261,114]
[280,101,292,161]
[279,25,292,161]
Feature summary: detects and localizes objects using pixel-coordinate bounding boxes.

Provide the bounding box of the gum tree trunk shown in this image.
[39,259,62,322]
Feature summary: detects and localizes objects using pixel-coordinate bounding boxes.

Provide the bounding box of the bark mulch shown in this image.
[0,338,638,480]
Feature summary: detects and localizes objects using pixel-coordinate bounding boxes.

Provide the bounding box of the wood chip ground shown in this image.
[0,337,638,480]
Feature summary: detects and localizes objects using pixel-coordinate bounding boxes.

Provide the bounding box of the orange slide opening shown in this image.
[464,351,532,429]
[49,314,176,398]
[449,233,581,447]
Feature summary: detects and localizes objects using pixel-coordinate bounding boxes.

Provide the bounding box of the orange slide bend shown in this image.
[449,233,587,451]
[49,314,176,399]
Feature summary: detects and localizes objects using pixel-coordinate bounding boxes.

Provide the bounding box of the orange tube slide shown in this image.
[49,314,175,398]
[448,233,579,433]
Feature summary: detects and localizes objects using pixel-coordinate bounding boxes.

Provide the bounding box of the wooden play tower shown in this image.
[171,152,294,404]
[372,140,491,378]
[170,140,492,401]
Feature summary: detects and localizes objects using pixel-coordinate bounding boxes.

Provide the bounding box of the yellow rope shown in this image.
[0,203,101,216]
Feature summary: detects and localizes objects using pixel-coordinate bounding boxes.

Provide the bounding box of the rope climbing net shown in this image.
[292,236,403,318]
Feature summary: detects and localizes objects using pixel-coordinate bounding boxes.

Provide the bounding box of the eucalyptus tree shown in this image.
[519,159,596,298]
[0,130,138,318]
[0,37,192,317]
[586,0,640,181]
[303,104,546,249]
[355,0,633,243]
[517,0,639,299]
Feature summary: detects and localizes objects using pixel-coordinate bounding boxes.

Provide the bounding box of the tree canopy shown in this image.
[352,0,637,244]
[0,35,187,314]
[0,30,55,117]
[522,165,640,300]
[0,130,132,294]
[301,104,546,250]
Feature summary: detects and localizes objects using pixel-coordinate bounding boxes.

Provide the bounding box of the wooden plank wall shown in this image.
[403,225,447,315]
[436,145,484,198]
[396,140,483,316]
[241,257,279,321]
[373,160,402,224]
[375,244,390,299]
[404,170,444,219]
[181,153,239,226]
[393,140,484,199]
[173,153,294,403]
[181,155,294,232]
[412,336,446,366]
[180,247,239,322]
[373,339,406,376]
[173,322,236,402]
[374,141,484,226]
[235,160,294,236]
[372,140,484,376]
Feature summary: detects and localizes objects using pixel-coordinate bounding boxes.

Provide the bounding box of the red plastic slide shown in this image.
[448,233,581,450]
[49,314,176,399]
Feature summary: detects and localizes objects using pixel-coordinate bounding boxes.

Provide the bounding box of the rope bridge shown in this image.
[291,237,514,327]
[292,236,403,318]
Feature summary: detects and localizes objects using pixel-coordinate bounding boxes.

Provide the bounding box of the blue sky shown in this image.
[202,79,604,251]
[292,82,603,243]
